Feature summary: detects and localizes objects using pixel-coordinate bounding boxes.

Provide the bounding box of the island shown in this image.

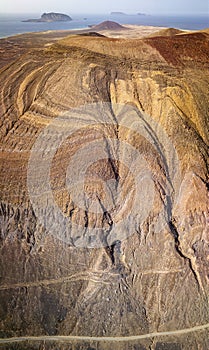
[22,12,72,23]
[110,12,127,15]
[110,11,147,16]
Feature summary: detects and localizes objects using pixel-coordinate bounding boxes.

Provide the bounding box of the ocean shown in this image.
[0,13,208,39]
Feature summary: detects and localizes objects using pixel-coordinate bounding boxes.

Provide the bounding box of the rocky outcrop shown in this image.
[79,32,106,37]
[23,12,72,22]
[0,29,208,349]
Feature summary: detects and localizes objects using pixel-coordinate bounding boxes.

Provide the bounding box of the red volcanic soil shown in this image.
[145,32,209,65]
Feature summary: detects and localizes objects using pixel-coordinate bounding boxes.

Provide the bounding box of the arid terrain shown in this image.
[0,23,208,350]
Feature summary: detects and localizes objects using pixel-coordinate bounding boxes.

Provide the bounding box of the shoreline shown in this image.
[0,26,90,40]
[0,24,182,41]
[0,13,207,40]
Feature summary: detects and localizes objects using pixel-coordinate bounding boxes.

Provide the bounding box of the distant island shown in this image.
[110,12,127,15]
[110,11,147,16]
[22,12,72,23]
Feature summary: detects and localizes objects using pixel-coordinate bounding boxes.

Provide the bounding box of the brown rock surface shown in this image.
[0,27,208,350]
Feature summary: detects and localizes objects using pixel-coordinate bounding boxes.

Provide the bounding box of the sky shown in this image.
[0,0,208,15]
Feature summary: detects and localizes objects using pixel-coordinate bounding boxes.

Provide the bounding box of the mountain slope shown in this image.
[0,29,208,350]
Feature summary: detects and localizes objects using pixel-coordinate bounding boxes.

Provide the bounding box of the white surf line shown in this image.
[0,323,209,344]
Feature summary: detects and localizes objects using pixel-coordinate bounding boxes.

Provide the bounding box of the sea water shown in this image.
[0,13,208,39]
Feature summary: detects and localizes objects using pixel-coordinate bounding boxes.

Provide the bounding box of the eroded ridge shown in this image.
[0,28,208,348]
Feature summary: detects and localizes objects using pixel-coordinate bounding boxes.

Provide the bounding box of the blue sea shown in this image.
[0,13,208,39]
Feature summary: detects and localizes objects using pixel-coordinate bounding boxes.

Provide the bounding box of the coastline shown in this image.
[0,27,90,40]
[0,14,208,39]
[0,24,184,41]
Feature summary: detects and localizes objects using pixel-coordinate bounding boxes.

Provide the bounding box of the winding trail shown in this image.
[0,271,113,290]
[0,269,184,291]
[0,323,208,344]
